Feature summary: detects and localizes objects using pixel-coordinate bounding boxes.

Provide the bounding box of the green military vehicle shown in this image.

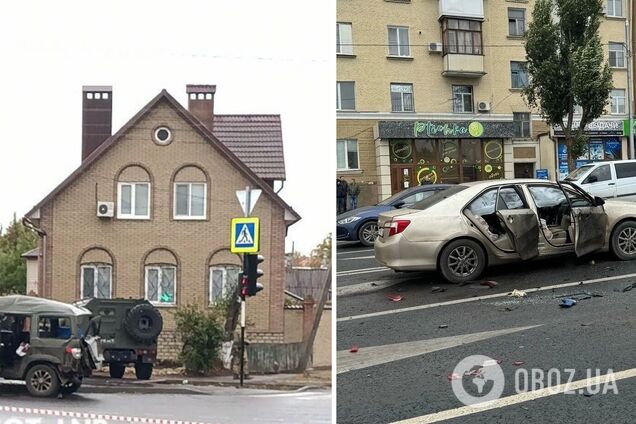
[76,298,162,380]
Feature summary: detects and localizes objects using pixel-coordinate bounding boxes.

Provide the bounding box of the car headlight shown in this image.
[337,216,362,224]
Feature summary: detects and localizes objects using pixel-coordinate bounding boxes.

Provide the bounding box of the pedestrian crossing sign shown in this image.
[230,217,260,253]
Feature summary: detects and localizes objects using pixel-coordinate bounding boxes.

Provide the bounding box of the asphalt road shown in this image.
[0,383,331,424]
[336,241,636,423]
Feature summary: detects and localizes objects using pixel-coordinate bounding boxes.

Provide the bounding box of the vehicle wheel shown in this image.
[109,363,126,379]
[611,221,636,260]
[358,221,379,247]
[25,364,60,397]
[135,363,153,380]
[60,381,82,395]
[124,304,163,343]
[439,239,486,284]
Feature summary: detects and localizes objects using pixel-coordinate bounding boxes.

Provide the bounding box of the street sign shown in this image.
[236,189,262,216]
[230,217,260,253]
[536,169,549,180]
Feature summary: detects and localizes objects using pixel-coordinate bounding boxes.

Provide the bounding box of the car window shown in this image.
[615,162,636,179]
[528,185,568,208]
[412,185,467,210]
[467,188,498,215]
[401,190,435,206]
[497,187,526,210]
[38,316,72,339]
[564,188,593,208]
[565,165,594,181]
[584,164,611,183]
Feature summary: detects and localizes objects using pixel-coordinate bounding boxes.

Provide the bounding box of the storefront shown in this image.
[379,120,517,193]
[553,120,626,180]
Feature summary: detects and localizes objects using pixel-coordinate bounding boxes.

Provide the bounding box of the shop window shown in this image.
[442,18,482,55]
[508,8,525,36]
[609,42,625,68]
[610,89,626,114]
[390,83,414,112]
[513,113,531,138]
[607,0,623,17]
[452,85,473,113]
[388,26,410,57]
[337,82,356,110]
[337,22,353,55]
[510,62,528,89]
[337,139,360,170]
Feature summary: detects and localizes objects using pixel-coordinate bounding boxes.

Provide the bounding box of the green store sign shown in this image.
[379,120,517,139]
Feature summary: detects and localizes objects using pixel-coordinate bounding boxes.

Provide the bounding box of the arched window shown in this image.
[117,165,151,219]
[208,249,241,305]
[173,165,208,220]
[144,248,178,305]
[79,248,114,299]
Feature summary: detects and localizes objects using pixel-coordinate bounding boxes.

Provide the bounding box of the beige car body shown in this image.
[375,179,636,278]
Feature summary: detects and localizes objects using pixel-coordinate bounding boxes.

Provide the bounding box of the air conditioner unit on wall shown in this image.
[97,201,114,218]
[477,101,491,112]
[428,42,443,53]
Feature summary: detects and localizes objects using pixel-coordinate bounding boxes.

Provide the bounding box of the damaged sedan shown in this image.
[375,179,636,283]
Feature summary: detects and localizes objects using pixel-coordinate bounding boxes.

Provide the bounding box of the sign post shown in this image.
[240,186,250,387]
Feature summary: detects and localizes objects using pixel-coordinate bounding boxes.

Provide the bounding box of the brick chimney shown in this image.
[186,84,216,132]
[82,86,112,161]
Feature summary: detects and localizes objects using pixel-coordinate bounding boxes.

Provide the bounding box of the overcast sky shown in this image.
[0,1,333,254]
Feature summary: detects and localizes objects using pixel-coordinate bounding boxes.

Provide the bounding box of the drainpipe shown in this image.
[627,0,635,158]
[275,180,285,194]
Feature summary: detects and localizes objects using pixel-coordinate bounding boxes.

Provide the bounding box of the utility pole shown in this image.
[239,185,251,387]
[626,2,635,159]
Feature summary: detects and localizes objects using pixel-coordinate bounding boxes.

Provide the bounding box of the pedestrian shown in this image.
[337,177,348,214]
[348,178,360,210]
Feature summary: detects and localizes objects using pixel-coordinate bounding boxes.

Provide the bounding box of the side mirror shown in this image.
[585,175,598,184]
[594,196,605,207]
[393,201,405,209]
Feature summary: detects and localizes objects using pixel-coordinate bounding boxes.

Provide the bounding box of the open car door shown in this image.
[495,185,539,260]
[560,181,608,257]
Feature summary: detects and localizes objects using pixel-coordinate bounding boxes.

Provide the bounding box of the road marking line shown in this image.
[337,266,389,276]
[337,279,405,297]
[337,248,375,256]
[389,367,636,424]
[337,271,636,322]
[339,255,376,261]
[337,325,541,374]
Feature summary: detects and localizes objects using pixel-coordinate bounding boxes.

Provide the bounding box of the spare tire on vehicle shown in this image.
[123,304,163,343]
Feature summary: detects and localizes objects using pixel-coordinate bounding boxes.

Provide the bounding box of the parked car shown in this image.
[375,179,636,283]
[564,160,636,198]
[336,184,452,246]
[0,295,100,397]
[75,298,162,380]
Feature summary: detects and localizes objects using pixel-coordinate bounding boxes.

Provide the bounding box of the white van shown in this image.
[564,160,636,198]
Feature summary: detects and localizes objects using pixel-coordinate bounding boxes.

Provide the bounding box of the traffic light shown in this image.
[244,254,264,296]
[239,272,248,299]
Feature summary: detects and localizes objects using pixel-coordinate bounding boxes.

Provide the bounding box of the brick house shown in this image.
[24,85,300,358]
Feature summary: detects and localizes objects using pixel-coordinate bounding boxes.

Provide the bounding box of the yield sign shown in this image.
[236,189,262,216]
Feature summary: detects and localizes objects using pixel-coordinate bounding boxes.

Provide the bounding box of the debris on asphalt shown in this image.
[447,373,461,381]
[556,291,603,300]
[438,324,448,329]
[371,282,378,286]
[621,282,636,292]
[559,298,577,308]
[431,286,446,293]
[513,361,525,366]
[481,280,498,288]
[509,289,528,298]
[590,260,596,265]
[581,322,592,327]
[504,306,519,312]
[583,391,595,397]
[350,345,359,353]
[386,294,404,302]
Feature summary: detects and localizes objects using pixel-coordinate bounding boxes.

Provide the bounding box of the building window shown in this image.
[145,265,176,305]
[209,266,241,304]
[81,265,112,299]
[174,183,206,219]
[508,9,525,36]
[117,182,150,219]
[390,83,414,112]
[452,85,474,113]
[337,82,356,110]
[388,26,410,57]
[609,42,625,68]
[607,0,623,17]
[442,19,482,55]
[510,62,529,88]
[337,139,360,170]
[337,22,353,55]
[610,89,626,114]
[513,113,531,138]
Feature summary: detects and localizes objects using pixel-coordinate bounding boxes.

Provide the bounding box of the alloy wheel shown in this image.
[447,246,479,278]
[618,227,636,255]
[361,223,379,244]
[30,369,53,393]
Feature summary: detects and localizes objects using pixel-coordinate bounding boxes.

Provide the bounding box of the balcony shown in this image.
[439,0,484,20]
[442,54,485,78]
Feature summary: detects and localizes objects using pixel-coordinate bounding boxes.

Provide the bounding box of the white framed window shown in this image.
[611,89,626,114]
[453,85,474,113]
[513,113,531,138]
[390,83,414,112]
[609,42,625,68]
[337,22,353,55]
[117,182,150,219]
[174,182,206,219]
[145,265,176,305]
[337,139,360,170]
[337,82,356,110]
[508,8,525,36]
[607,0,623,17]
[388,26,410,57]
[81,265,112,299]
[209,265,241,305]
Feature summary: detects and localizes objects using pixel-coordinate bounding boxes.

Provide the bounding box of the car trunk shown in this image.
[377,208,417,240]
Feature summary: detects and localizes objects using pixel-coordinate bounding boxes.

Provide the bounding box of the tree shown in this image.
[0,215,38,294]
[523,0,613,171]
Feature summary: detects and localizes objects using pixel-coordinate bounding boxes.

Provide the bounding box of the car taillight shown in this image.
[65,347,82,359]
[388,219,411,237]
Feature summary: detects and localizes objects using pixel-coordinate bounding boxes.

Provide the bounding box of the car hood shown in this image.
[337,205,393,220]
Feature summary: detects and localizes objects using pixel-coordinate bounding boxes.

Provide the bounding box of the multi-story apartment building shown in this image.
[337,0,632,208]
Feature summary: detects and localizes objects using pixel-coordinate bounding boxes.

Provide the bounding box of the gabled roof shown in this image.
[213,115,286,180]
[26,90,300,223]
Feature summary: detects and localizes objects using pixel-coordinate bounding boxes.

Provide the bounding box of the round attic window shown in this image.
[153,126,173,145]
